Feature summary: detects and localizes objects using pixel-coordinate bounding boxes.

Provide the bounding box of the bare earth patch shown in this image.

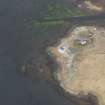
[48,26,105,105]
[77,0,105,14]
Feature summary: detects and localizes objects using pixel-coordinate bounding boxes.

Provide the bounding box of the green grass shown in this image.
[45,4,86,19]
[33,20,65,31]
[33,3,86,30]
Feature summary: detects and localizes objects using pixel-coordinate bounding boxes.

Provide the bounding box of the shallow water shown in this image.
[0,0,77,105]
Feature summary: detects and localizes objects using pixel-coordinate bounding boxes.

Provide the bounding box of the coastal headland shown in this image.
[48,25,105,105]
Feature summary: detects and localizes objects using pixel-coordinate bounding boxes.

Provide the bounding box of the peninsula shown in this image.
[47,25,105,105]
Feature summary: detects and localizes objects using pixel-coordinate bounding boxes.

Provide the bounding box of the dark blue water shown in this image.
[0,0,76,105]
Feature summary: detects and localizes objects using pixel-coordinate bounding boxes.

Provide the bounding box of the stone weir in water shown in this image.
[47,25,105,105]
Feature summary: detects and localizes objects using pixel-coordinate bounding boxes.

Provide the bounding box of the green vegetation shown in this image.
[47,48,56,58]
[78,31,90,37]
[46,4,86,18]
[33,20,65,31]
[73,39,85,49]
[33,3,86,30]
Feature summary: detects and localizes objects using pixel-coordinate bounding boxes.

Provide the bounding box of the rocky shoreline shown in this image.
[47,23,105,105]
[21,0,105,105]
[21,18,105,105]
